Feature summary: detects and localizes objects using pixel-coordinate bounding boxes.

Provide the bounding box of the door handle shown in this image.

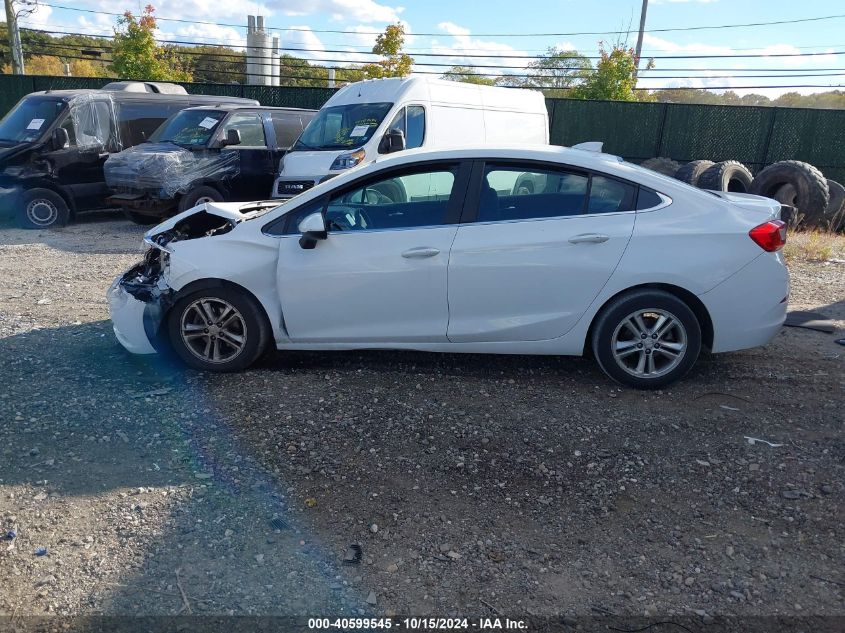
[568,233,610,244]
[401,247,440,259]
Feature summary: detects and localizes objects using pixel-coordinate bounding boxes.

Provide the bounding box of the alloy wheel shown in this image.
[179,297,248,364]
[611,308,688,379]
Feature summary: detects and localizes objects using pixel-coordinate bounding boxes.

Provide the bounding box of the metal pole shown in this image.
[4,0,25,74]
[328,68,336,88]
[634,0,648,78]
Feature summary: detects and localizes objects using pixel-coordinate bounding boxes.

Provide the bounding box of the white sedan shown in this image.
[108,145,789,389]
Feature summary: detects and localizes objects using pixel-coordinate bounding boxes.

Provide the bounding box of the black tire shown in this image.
[750,160,829,224]
[640,157,681,177]
[17,188,70,229]
[772,184,800,227]
[177,185,223,214]
[122,209,161,225]
[698,160,753,193]
[674,160,714,186]
[167,285,271,372]
[591,289,702,390]
[825,179,845,231]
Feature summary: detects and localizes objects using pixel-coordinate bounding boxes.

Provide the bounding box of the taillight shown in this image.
[749,220,786,252]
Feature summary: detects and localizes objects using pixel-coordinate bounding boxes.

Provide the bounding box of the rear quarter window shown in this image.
[636,188,664,210]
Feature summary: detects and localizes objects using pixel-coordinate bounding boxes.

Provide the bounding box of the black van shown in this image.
[0,82,258,229]
[104,105,315,223]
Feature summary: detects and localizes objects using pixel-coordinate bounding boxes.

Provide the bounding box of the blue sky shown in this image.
[20,0,845,95]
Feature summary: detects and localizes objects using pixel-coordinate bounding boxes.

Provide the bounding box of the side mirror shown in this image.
[379,128,405,154]
[298,211,327,249]
[223,128,241,147]
[52,127,69,150]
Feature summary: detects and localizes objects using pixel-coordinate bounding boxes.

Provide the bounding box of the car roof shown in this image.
[287,144,708,210]
[28,90,257,104]
[180,104,316,113]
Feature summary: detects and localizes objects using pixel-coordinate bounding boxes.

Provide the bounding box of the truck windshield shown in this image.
[293,102,392,151]
[0,96,66,143]
[150,109,226,146]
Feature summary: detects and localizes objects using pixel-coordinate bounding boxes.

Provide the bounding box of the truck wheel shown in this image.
[640,157,681,177]
[178,186,223,214]
[698,160,753,193]
[750,161,829,224]
[17,188,70,229]
[674,160,714,186]
[122,209,161,226]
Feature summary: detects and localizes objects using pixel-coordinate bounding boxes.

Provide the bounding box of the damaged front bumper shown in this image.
[107,249,173,355]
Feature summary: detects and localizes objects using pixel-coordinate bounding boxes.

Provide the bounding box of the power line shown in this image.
[23,42,845,82]
[37,3,845,38]
[20,26,845,61]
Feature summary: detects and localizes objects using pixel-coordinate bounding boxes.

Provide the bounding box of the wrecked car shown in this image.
[104,105,315,224]
[0,82,258,229]
[108,144,789,389]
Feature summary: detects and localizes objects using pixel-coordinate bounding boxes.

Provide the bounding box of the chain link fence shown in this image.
[2,74,844,182]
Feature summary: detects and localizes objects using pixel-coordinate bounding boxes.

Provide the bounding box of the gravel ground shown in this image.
[0,216,842,626]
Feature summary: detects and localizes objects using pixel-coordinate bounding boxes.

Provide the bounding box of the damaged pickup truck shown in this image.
[104,105,315,224]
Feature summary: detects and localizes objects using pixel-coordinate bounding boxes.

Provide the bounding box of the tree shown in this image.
[362,23,413,79]
[520,47,591,96]
[2,53,105,76]
[109,4,191,82]
[570,43,643,102]
[441,65,497,86]
[183,45,244,84]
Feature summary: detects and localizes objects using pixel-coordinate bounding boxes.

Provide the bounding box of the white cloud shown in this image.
[638,34,842,97]
[423,22,533,77]
[278,0,404,23]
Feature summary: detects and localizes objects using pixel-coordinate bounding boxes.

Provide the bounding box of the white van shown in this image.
[271,76,549,199]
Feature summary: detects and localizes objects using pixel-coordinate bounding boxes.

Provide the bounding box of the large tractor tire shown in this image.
[674,160,714,187]
[750,161,829,226]
[698,160,753,193]
[640,157,681,177]
[825,179,845,231]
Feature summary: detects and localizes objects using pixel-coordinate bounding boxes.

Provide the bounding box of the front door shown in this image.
[447,162,637,342]
[276,161,469,343]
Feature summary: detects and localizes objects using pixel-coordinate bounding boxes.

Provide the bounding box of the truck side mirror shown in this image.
[379,128,405,154]
[52,127,69,150]
[298,211,327,249]
[223,129,241,147]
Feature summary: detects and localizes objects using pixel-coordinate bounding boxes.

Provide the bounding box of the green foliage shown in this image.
[109,5,192,82]
[519,47,591,96]
[362,23,413,79]
[441,65,497,86]
[646,88,845,109]
[570,43,640,101]
[183,45,244,84]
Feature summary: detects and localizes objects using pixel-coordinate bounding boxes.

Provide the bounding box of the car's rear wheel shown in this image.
[591,289,702,389]
[167,286,270,372]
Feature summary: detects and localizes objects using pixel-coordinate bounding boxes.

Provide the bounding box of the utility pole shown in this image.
[634,0,648,78]
[4,0,25,74]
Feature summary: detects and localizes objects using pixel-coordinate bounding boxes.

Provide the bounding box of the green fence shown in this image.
[3,74,845,183]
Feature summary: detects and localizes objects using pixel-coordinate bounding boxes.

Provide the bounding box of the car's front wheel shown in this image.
[591,289,702,389]
[167,286,271,372]
[17,188,70,229]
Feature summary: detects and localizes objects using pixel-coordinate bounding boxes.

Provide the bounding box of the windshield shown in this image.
[0,96,66,143]
[149,109,226,146]
[293,102,392,151]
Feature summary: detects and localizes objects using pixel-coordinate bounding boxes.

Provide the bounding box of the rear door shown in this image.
[446,161,637,342]
[216,112,273,200]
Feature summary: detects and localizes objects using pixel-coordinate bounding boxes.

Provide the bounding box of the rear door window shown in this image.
[269,111,307,149]
[477,164,589,222]
[588,175,637,213]
[219,113,266,148]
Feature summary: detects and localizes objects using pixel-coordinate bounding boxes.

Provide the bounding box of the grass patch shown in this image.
[784,229,845,263]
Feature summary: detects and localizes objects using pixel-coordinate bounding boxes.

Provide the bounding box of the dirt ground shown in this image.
[0,215,842,628]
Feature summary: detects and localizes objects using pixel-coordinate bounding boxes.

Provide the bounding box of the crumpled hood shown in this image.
[144,201,252,237]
